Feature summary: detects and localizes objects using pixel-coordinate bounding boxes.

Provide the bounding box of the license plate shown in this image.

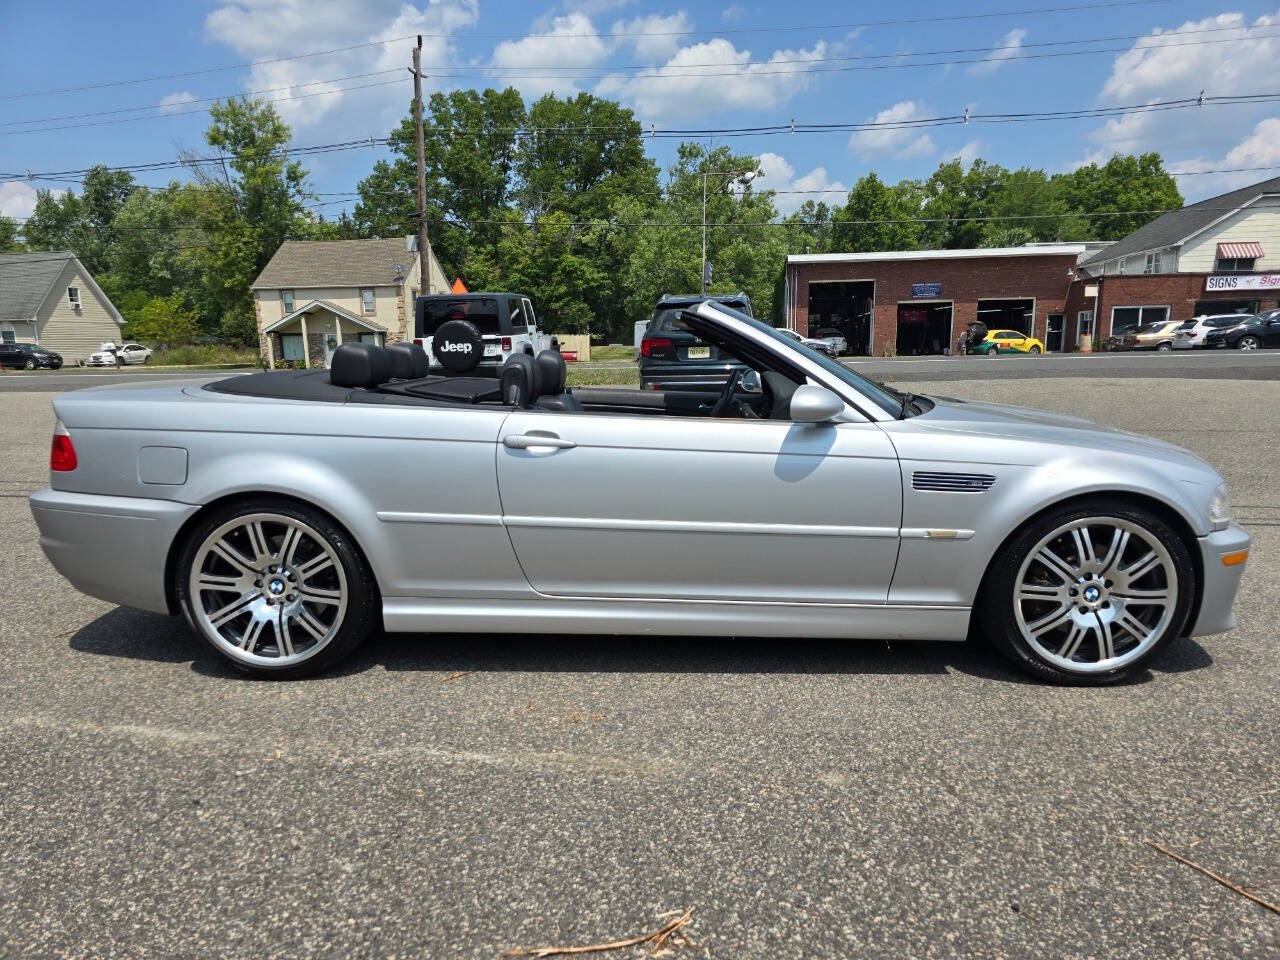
[483,343,501,356]
[687,346,710,359]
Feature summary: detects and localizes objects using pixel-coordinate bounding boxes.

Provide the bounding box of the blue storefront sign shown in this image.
[911,283,942,298]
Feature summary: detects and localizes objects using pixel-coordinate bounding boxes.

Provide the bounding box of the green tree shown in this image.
[831,173,924,252]
[178,97,314,344]
[355,87,527,275]
[0,215,23,252]
[19,165,135,272]
[127,293,200,345]
[1054,152,1182,241]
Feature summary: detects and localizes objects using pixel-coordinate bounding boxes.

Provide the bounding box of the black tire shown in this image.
[1157,342,1173,352]
[976,498,1195,685]
[174,497,378,679]
[24,358,35,370]
[987,347,999,357]
[1029,345,1042,354]
[1239,336,1261,350]
[143,355,151,365]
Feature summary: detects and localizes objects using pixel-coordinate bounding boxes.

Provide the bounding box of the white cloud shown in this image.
[1162,118,1280,198]
[1100,10,1280,101]
[848,100,936,159]
[611,11,693,62]
[969,28,1025,75]
[595,38,827,123]
[0,182,40,220]
[951,138,985,168]
[756,152,847,214]
[158,91,198,114]
[203,1,479,132]
[490,11,612,96]
[721,4,745,21]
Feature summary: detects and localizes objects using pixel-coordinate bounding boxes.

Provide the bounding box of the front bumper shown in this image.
[1187,522,1252,636]
[29,488,198,614]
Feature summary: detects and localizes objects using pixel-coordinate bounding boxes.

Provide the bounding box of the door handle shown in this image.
[504,433,576,450]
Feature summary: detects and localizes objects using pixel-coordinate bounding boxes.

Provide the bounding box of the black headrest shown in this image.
[499,353,542,408]
[386,341,429,380]
[330,342,390,388]
[433,319,483,372]
[534,349,566,395]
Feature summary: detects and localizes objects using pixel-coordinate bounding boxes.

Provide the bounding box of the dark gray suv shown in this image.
[638,293,753,392]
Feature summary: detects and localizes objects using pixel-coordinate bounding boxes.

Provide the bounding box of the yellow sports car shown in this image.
[967,329,1044,355]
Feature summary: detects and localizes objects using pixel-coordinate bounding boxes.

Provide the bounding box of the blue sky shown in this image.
[3,0,1280,225]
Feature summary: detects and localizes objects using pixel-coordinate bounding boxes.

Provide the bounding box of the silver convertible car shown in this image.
[31,301,1250,684]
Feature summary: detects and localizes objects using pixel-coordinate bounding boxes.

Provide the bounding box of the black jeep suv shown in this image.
[638,293,753,392]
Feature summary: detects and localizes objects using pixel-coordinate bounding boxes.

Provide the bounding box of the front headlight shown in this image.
[1209,483,1232,531]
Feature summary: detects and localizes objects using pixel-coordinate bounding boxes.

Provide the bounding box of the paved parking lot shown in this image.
[1,374,1277,958]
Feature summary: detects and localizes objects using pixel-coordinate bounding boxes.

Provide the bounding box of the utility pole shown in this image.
[411,35,430,292]
[701,168,757,295]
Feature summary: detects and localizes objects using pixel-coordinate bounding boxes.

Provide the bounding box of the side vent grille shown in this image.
[912,471,996,493]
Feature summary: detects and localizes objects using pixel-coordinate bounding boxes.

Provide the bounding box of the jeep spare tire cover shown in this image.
[432,319,483,372]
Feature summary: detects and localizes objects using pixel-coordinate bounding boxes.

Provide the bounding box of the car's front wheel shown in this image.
[175,498,378,679]
[1239,336,1261,350]
[1029,345,1042,354]
[977,499,1194,684]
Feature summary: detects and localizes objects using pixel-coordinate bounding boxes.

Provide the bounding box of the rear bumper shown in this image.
[29,488,198,614]
[1187,523,1252,636]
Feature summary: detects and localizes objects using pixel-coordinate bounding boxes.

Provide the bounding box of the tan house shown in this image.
[252,237,447,368]
[0,251,124,359]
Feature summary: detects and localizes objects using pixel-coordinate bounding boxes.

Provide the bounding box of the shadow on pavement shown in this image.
[68,605,1214,685]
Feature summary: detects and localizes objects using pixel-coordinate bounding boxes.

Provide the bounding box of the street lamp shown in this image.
[701,168,756,294]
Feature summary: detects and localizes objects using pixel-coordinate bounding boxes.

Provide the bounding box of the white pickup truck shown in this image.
[414,293,558,366]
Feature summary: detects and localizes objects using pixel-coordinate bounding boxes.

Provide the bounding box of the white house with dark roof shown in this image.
[252,236,447,367]
[0,251,124,360]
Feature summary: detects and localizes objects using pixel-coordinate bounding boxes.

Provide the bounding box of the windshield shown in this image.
[700,303,904,416]
[418,298,502,336]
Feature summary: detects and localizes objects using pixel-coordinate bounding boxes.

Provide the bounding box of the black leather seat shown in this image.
[531,349,583,411]
[329,342,390,388]
[386,341,430,380]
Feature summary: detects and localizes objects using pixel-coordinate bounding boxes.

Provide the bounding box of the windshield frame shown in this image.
[692,300,906,420]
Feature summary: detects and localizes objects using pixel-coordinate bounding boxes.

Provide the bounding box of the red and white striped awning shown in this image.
[1217,242,1263,259]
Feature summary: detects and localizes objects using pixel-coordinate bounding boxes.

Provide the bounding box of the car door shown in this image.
[1266,313,1280,347]
[495,409,902,603]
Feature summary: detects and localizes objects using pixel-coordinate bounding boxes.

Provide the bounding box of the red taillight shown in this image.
[641,336,671,358]
[50,422,76,472]
[501,336,512,352]
[413,338,424,347]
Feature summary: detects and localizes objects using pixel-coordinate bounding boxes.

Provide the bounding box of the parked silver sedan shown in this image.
[30,301,1249,684]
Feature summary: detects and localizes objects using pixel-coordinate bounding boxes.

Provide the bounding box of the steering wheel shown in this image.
[710,367,747,418]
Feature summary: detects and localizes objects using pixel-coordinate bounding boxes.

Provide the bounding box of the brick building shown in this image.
[784,245,1085,355]
[784,175,1280,355]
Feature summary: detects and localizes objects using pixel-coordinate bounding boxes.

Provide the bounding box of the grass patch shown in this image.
[588,344,635,361]
[566,367,640,387]
[150,345,260,366]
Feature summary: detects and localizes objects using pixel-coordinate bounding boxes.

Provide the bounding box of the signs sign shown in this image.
[1205,273,1280,291]
[911,282,942,298]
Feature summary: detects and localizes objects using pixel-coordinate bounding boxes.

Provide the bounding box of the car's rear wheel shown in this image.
[175,498,378,679]
[977,499,1194,684]
[1239,336,1261,350]
[1157,342,1173,352]
[24,358,35,370]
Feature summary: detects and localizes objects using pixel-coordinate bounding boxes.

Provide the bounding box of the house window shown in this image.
[1143,252,1163,274]
[280,334,305,361]
[0,322,14,343]
[360,288,376,314]
[1111,305,1170,334]
[68,286,81,309]
[1216,256,1257,272]
[281,290,295,314]
[357,332,384,346]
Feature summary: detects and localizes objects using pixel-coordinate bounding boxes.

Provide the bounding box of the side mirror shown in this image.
[790,384,845,424]
[740,369,762,394]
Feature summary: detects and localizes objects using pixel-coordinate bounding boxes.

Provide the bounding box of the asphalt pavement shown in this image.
[1,374,1278,958]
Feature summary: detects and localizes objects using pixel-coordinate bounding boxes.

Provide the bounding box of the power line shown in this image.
[0,0,1174,102]
[8,89,1280,181]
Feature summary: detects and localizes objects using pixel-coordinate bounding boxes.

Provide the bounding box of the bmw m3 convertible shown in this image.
[30,300,1250,684]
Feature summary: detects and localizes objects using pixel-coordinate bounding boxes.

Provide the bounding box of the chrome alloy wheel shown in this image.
[188,513,348,667]
[1013,517,1178,674]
